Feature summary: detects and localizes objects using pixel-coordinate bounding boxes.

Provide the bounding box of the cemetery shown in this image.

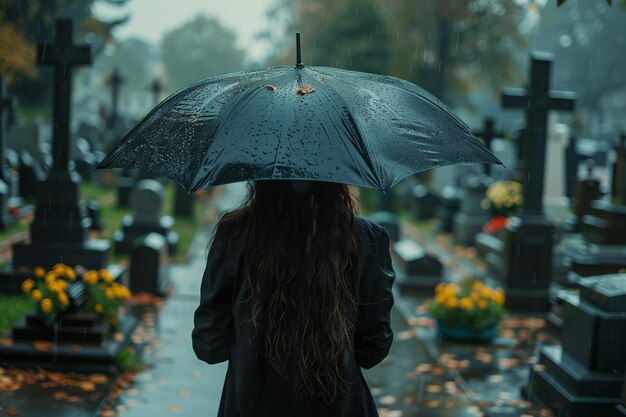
[0,1,625,417]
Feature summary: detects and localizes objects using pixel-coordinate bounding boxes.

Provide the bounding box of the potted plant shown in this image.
[429,279,507,342]
[481,180,523,235]
[21,264,76,327]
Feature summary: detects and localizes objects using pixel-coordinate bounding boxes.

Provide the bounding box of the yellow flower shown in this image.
[31,289,42,302]
[444,283,460,296]
[105,288,115,299]
[21,279,35,294]
[64,267,76,281]
[58,292,69,306]
[435,283,446,294]
[478,300,488,310]
[494,289,505,305]
[83,271,99,285]
[480,287,494,300]
[40,298,53,314]
[460,297,473,310]
[45,271,57,284]
[435,293,447,305]
[481,199,490,210]
[99,269,114,283]
[470,291,481,302]
[55,280,67,291]
[53,264,65,275]
[34,267,46,279]
[95,304,103,313]
[473,282,485,291]
[445,297,458,309]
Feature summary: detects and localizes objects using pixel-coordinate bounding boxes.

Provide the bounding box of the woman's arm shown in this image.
[354,226,395,369]
[192,234,235,365]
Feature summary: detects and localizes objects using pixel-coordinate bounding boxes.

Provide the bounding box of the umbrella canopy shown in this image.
[98,36,500,192]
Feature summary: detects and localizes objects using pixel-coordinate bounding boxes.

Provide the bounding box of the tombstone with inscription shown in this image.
[114,179,179,255]
[129,233,169,295]
[484,52,575,311]
[528,274,626,417]
[392,239,443,294]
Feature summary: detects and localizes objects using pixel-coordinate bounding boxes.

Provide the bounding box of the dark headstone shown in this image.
[565,135,579,199]
[86,199,105,231]
[618,373,626,416]
[173,184,194,218]
[611,133,626,204]
[150,78,163,107]
[129,233,169,295]
[473,117,504,177]
[0,75,16,229]
[114,179,179,255]
[107,68,124,129]
[17,151,44,200]
[367,211,401,242]
[527,286,626,416]
[392,239,442,294]
[573,161,601,218]
[11,19,110,270]
[436,184,462,233]
[116,168,135,207]
[453,174,491,246]
[496,51,575,311]
[581,200,626,245]
[411,184,440,220]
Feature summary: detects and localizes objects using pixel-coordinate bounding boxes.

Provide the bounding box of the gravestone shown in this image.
[528,274,626,417]
[87,199,105,232]
[11,19,110,270]
[493,52,576,311]
[107,68,125,129]
[150,78,163,106]
[473,117,504,177]
[114,179,179,255]
[453,174,492,246]
[617,373,626,416]
[0,75,16,229]
[129,233,169,295]
[116,168,135,207]
[16,151,45,200]
[72,136,97,182]
[410,183,440,220]
[392,239,443,294]
[436,183,462,233]
[367,211,401,242]
[174,184,194,218]
[611,133,626,203]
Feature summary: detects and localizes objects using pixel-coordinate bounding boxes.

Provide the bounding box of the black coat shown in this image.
[192,216,396,417]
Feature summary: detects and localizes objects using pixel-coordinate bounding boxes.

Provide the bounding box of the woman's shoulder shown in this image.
[354,216,390,246]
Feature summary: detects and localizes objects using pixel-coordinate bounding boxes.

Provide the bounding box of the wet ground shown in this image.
[0,185,562,416]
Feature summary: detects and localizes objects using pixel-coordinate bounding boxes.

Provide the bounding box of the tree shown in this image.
[1,0,129,105]
[160,15,246,91]
[531,0,626,134]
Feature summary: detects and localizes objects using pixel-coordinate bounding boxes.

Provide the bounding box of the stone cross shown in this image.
[502,51,576,216]
[0,75,12,185]
[38,19,91,174]
[108,68,124,128]
[473,117,504,176]
[150,78,163,107]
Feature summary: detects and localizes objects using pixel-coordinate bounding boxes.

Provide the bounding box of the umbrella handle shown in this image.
[296,32,303,68]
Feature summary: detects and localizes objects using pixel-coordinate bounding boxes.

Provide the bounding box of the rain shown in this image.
[0,0,625,416]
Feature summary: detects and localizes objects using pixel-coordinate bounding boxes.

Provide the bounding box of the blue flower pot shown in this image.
[436,322,498,342]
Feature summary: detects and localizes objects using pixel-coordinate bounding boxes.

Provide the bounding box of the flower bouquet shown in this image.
[429,280,507,342]
[21,264,76,327]
[82,269,131,331]
[481,180,523,234]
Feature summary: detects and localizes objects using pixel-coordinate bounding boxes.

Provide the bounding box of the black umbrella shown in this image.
[98,34,501,192]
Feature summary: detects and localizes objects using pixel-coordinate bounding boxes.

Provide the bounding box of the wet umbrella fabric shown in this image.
[98,65,501,192]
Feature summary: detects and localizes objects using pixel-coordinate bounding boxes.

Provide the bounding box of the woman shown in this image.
[192,180,395,417]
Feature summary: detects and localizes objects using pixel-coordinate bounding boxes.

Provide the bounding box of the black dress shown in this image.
[192,216,396,417]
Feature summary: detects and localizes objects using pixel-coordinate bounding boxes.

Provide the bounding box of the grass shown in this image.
[0,294,33,335]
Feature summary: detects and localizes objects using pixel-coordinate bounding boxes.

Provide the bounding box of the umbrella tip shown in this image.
[295,32,304,68]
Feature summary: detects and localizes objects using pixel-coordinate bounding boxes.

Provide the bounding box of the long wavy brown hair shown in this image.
[214,180,359,408]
